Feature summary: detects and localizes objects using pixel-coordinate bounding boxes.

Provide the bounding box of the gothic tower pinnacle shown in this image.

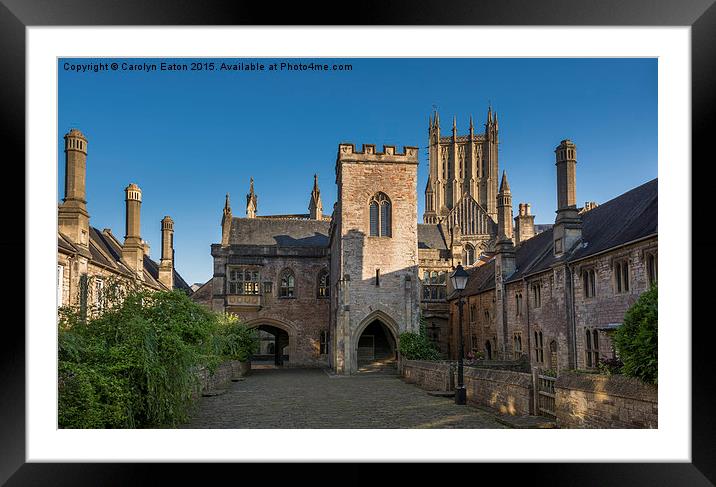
[309,174,323,220]
[246,177,257,218]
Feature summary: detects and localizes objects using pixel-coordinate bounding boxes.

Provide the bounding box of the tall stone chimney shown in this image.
[58,128,90,250]
[158,216,174,289]
[122,183,144,278]
[514,203,536,245]
[553,139,582,256]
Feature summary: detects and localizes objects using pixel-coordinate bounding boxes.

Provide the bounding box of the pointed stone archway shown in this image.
[243,318,298,367]
[350,310,400,374]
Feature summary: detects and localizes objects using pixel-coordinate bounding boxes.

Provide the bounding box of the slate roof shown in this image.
[59,226,193,293]
[513,178,658,280]
[418,224,448,250]
[454,178,658,297]
[229,217,331,247]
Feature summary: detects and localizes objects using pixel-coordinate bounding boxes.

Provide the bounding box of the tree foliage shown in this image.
[614,284,658,385]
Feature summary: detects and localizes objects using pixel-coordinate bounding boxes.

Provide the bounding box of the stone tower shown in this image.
[308,174,323,220]
[122,183,144,278]
[330,143,420,375]
[423,106,499,235]
[514,203,536,245]
[158,216,174,289]
[58,128,90,250]
[221,193,232,247]
[553,139,582,256]
[246,177,257,218]
[494,171,516,360]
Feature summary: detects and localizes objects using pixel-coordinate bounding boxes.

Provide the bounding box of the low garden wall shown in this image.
[194,360,241,397]
[464,367,534,416]
[401,360,455,391]
[555,373,658,429]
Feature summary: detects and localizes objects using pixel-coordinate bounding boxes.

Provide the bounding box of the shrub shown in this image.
[218,313,260,361]
[58,289,223,428]
[614,284,658,384]
[399,318,441,361]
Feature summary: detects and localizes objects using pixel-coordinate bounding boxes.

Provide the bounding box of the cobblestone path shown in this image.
[181,368,506,429]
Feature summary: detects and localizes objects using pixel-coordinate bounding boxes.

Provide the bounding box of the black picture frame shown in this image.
[2,0,712,484]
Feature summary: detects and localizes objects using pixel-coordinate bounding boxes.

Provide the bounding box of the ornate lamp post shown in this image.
[450,264,469,405]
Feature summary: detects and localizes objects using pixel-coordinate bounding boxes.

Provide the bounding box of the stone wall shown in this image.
[401,360,454,392]
[464,366,533,416]
[555,372,657,428]
[194,360,238,397]
[572,238,658,369]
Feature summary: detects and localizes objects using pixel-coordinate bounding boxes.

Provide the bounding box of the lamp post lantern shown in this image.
[450,264,469,405]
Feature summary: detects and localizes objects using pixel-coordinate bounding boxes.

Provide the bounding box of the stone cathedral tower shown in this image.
[423,106,500,263]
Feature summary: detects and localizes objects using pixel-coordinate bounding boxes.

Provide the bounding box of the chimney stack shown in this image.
[58,128,90,250]
[122,183,144,278]
[158,216,174,289]
[553,140,582,256]
[514,202,536,245]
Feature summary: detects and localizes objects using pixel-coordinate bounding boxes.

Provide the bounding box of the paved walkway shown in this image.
[181,368,505,429]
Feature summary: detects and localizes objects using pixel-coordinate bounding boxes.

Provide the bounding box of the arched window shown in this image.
[464,244,476,266]
[318,269,329,298]
[369,192,391,237]
[279,269,295,298]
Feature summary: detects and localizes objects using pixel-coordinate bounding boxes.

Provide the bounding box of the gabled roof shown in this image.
[59,226,193,293]
[418,223,448,250]
[229,217,331,247]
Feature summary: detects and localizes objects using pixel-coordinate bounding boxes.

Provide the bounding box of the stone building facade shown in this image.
[196,108,654,376]
[57,129,192,317]
[447,139,658,374]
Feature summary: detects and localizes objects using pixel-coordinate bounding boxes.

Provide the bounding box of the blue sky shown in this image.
[58,58,657,285]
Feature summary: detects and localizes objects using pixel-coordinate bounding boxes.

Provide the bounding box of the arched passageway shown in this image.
[356,319,398,373]
[253,324,290,366]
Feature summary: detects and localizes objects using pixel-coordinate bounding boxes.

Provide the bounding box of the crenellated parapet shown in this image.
[337,143,419,163]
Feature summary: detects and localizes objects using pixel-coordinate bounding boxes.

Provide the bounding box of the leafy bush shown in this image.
[399,318,441,361]
[58,289,223,428]
[218,313,260,361]
[614,284,658,384]
[597,357,624,376]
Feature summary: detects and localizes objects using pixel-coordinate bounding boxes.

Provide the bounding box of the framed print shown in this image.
[3,0,714,484]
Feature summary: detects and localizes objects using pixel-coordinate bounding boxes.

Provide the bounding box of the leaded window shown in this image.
[583,268,596,298]
[280,270,295,298]
[369,192,391,237]
[614,259,630,293]
[422,270,447,301]
[318,270,329,298]
[228,268,260,295]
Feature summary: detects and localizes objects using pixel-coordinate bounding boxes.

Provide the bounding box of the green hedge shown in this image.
[58,289,236,428]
